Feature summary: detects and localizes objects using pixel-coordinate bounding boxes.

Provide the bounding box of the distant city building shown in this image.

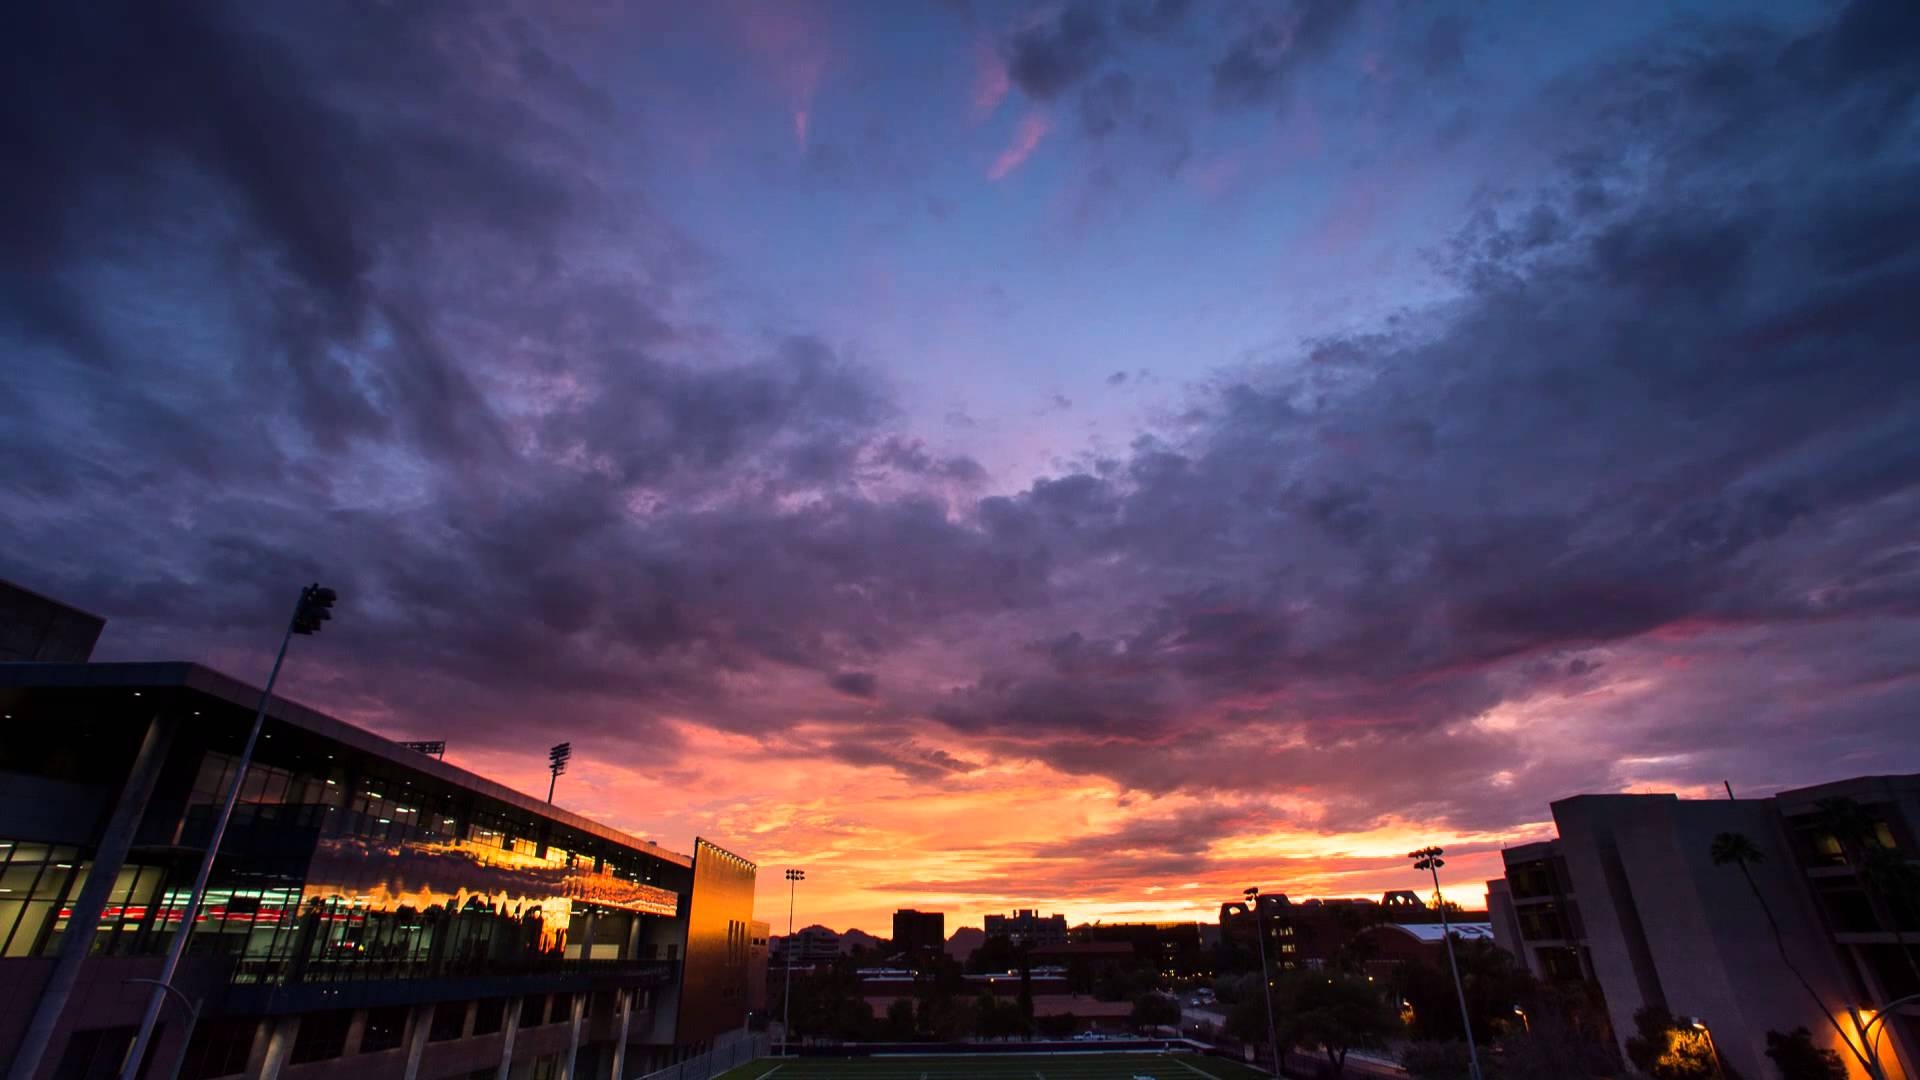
[892,908,946,956]
[983,909,1067,947]
[1069,921,1208,977]
[771,924,843,965]
[747,919,770,1013]
[1218,890,1485,973]
[0,578,104,662]
[0,660,758,1079]
[1486,776,1920,1080]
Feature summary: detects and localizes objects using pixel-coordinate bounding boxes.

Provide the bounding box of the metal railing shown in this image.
[632,1032,769,1080]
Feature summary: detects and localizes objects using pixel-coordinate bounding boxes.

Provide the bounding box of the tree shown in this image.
[1278,969,1401,1078]
[1765,1028,1847,1080]
[1400,1041,1481,1080]
[1624,1007,1719,1080]
[1131,992,1181,1033]
[1712,831,1878,1078]
[882,997,916,1041]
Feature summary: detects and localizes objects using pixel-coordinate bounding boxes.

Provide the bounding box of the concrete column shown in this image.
[607,989,633,1080]
[400,1004,433,1080]
[560,991,587,1080]
[495,997,524,1080]
[257,1016,299,1080]
[7,713,176,1080]
[342,1009,368,1057]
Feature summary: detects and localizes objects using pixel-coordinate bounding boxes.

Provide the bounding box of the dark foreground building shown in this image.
[0,662,757,1080]
[1487,778,1920,1080]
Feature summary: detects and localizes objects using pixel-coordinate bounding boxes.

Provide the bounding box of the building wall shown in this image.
[674,838,757,1046]
[0,664,754,1080]
[1550,793,1891,1080]
[892,909,945,956]
[0,580,104,663]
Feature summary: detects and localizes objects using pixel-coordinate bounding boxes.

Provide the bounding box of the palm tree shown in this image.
[1711,831,1881,1079]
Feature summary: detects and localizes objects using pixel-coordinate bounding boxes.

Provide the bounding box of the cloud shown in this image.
[1003,2,1108,101]
[1211,0,1364,109]
[4,0,1919,929]
[829,671,880,698]
[987,112,1053,180]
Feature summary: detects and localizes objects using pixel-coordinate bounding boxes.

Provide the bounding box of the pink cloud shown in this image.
[794,108,810,151]
[970,36,1010,125]
[988,112,1051,181]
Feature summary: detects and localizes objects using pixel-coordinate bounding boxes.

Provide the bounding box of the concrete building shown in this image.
[0,580,104,662]
[746,921,769,1015]
[769,925,841,966]
[1487,780,1920,1080]
[1218,891,1482,973]
[983,910,1066,948]
[0,661,757,1080]
[1068,922,1208,978]
[890,909,944,957]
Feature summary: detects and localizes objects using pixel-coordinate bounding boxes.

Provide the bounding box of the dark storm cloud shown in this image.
[926,0,1920,825]
[3,0,1918,844]
[1004,2,1108,101]
[1210,0,1364,109]
[830,671,880,699]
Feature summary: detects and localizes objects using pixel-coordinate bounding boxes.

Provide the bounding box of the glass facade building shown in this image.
[0,662,757,1080]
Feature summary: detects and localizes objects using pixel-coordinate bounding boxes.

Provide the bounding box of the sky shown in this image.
[3,0,1918,936]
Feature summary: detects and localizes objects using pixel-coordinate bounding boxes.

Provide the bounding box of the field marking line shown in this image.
[1167,1056,1228,1080]
[759,1066,786,1078]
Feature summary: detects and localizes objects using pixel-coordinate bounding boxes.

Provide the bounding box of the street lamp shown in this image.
[1243,886,1281,1075]
[1683,1016,1726,1079]
[1410,846,1482,1080]
[120,583,338,1080]
[782,868,805,1057]
[1858,994,1920,1080]
[1512,1005,1530,1034]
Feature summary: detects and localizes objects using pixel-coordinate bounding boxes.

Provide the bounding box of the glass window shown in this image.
[179,1017,257,1080]
[290,1009,352,1063]
[472,998,506,1036]
[429,1002,467,1042]
[360,1006,409,1053]
[521,994,547,1026]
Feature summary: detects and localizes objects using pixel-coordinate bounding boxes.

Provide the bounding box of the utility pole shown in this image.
[782,868,805,1056]
[547,742,571,803]
[1411,847,1482,1080]
[119,583,337,1080]
[1243,886,1281,1075]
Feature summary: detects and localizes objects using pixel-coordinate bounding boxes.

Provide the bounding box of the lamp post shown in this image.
[120,583,337,1080]
[1244,886,1282,1075]
[1856,993,1918,1080]
[1684,1017,1726,1079]
[1512,1005,1530,1034]
[782,868,805,1057]
[547,741,571,803]
[1410,846,1482,1080]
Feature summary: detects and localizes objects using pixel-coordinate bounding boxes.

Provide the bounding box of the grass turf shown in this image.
[711,1052,1272,1080]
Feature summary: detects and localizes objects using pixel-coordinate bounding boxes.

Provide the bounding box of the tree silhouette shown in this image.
[1711,831,1877,1078]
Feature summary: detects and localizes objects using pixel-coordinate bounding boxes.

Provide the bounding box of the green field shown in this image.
[713,1052,1272,1080]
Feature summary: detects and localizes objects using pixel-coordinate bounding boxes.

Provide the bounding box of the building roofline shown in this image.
[0,661,694,868]
[0,578,107,622]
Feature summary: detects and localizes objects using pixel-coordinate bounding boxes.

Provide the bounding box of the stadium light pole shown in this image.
[119,583,336,1080]
[1244,886,1281,1075]
[782,869,805,1056]
[547,741,572,803]
[1410,846,1482,1080]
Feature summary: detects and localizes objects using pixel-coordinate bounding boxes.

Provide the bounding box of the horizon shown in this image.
[6,0,1918,938]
